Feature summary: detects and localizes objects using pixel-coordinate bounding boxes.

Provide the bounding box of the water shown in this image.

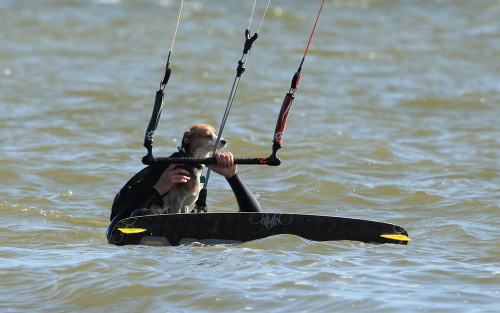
[1,0,499,312]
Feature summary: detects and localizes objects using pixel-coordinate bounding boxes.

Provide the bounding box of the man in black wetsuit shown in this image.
[109,152,261,229]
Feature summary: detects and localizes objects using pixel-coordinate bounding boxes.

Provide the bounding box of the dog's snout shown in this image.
[219,139,227,146]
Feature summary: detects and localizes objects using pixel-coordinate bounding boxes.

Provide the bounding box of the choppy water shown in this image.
[1,0,499,312]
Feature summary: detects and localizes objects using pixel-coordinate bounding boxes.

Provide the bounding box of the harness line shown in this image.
[142,0,185,163]
[169,0,185,61]
[142,0,326,167]
[269,0,326,162]
[139,0,326,214]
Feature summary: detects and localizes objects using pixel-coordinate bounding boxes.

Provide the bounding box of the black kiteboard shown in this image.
[107,212,410,246]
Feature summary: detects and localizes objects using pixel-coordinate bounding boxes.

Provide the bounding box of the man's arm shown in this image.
[211,152,262,213]
[226,173,262,212]
[108,187,161,232]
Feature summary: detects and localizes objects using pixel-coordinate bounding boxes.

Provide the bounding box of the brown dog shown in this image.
[151,124,226,214]
[110,124,226,220]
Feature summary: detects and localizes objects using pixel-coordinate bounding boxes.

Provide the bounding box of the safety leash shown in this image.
[193,0,271,213]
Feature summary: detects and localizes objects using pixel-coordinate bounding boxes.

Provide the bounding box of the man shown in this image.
[109,152,261,229]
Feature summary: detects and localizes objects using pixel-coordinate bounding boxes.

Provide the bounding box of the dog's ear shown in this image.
[182,129,192,144]
[182,128,193,154]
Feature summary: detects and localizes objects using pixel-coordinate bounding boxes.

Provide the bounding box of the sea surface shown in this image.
[1,0,499,312]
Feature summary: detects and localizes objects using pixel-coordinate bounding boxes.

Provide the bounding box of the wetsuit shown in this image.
[109,166,261,232]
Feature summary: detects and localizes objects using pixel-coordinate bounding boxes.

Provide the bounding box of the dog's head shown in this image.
[181,124,226,158]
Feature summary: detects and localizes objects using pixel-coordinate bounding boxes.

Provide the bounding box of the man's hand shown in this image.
[153,164,190,195]
[210,152,237,178]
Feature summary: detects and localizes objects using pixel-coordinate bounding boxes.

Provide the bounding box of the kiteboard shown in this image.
[107,212,410,246]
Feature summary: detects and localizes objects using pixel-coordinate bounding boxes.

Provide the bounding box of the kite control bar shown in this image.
[142,155,281,166]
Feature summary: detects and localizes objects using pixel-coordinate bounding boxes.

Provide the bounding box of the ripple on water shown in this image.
[2,0,500,312]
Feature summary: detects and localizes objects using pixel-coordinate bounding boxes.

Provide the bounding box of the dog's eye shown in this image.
[206,134,212,139]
